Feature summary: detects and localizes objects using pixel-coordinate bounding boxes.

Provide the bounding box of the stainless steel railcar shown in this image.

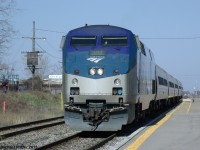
[61,25,183,131]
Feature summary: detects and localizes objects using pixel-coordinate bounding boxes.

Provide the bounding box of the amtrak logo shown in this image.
[87,56,105,63]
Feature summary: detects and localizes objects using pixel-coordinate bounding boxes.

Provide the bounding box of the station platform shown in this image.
[124,98,200,150]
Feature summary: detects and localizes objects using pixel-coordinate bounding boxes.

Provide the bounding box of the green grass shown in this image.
[10,91,60,108]
[0,91,64,127]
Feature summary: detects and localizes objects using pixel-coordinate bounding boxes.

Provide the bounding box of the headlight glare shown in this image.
[97,68,104,75]
[89,68,96,75]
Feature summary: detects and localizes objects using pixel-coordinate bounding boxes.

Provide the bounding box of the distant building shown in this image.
[194,91,200,98]
[42,75,62,94]
[0,74,19,91]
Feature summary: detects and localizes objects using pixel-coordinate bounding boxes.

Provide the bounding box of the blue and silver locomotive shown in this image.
[61,25,183,131]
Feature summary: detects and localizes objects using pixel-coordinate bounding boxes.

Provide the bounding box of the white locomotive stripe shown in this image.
[94,58,103,63]
[87,58,96,61]
[87,57,104,63]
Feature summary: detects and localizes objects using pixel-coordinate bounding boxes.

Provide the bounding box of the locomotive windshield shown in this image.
[101,36,128,46]
[70,36,96,46]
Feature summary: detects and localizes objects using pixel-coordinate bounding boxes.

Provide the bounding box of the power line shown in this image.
[36,28,66,34]
[45,39,61,51]
[35,42,61,59]
[141,36,200,40]
[35,42,46,53]
[45,51,61,59]
[178,74,200,77]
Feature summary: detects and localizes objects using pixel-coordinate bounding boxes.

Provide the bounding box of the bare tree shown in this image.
[37,54,49,80]
[0,0,15,55]
[36,55,62,80]
[49,62,62,76]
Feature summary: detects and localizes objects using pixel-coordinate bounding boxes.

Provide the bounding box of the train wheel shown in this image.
[156,101,160,111]
[149,101,156,118]
[141,110,146,121]
[135,102,143,124]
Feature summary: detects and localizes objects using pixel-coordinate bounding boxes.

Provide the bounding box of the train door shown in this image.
[153,69,157,100]
[138,51,141,94]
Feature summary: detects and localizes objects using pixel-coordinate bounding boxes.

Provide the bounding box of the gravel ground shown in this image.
[97,136,125,150]
[0,124,139,150]
[0,124,78,150]
[47,131,116,150]
[0,124,114,150]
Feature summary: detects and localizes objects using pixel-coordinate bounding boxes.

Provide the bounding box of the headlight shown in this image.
[113,87,122,95]
[117,89,122,95]
[114,79,121,85]
[89,68,96,75]
[70,89,75,95]
[72,78,78,85]
[113,88,118,95]
[70,87,79,95]
[97,68,104,75]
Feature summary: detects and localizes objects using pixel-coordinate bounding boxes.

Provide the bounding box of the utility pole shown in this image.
[22,21,46,90]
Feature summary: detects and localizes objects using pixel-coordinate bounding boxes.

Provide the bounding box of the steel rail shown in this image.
[0,116,64,131]
[87,133,117,150]
[35,132,82,150]
[0,121,64,141]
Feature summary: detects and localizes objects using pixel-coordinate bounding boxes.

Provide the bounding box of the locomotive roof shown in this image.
[67,25,133,36]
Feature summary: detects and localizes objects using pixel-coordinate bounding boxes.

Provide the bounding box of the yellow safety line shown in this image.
[125,102,184,150]
[187,102,192,114]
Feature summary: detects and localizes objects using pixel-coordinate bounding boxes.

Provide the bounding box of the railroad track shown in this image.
[36,131,117,150]
[0,103,182,150]
[0,116,64,141]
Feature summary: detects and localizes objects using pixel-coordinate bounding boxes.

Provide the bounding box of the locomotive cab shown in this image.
[62,25,138,131]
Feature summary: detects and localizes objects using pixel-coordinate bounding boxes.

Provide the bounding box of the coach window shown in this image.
[101,36,128,46]
[169,81,174,88]
[172,83,174,88]
[163,79,167,86]
[70,36,96,46]
[149,50,152,60]
[140,42,146,56]
[158,76,163,85]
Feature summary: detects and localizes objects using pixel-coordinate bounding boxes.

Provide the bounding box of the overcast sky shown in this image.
[6,0,200,91]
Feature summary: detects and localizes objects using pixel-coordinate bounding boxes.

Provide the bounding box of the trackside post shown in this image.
[3,100,6,113]
[61,92,64,110]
